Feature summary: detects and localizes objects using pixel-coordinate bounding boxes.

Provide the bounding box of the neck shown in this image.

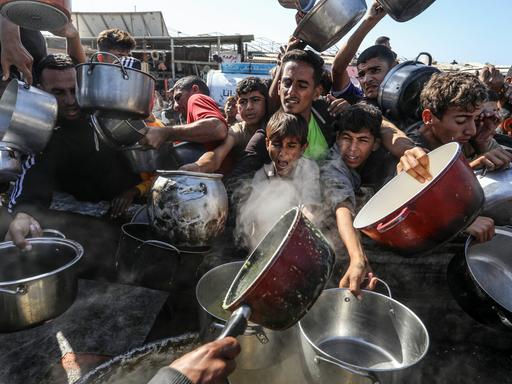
[418,123,443,150]
[300,107,312,122]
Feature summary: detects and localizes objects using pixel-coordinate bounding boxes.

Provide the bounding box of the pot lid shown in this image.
[465,227,512,313]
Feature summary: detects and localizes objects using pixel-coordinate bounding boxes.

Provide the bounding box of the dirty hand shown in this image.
[180,162,200,172]
[325,94,350,117]
[169,337,241,384]
[110,187,139,218]
[479,65,505,94]
[464,216,495,243]
[5,212,42,250]
[339,258,378,300]
[397,147,432,183]
[139,126,170,149]
[470,148,512,171]
[366,0,387,23]
[0,21,33,84]
[473,108,500,149]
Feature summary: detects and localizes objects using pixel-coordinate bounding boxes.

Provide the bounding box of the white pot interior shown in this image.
[353,142,460,229]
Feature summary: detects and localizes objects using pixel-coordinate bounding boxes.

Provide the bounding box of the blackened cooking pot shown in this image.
[197,261,298,370]
[448,227,512,332]
[377,0,436,22]
[354,142,484,254]
[0,231,83,332]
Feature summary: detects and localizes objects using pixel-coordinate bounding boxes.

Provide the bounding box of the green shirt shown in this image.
[304,115,329,161]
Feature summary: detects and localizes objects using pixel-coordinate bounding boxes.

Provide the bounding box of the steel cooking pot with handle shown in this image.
[278,0,317,12]
[0,230,83,332]
[0,0,71,31]
[354,142,484,254]
[0,79,57,154]
[76,52,155,120]
[293,0,367,52]
[377,0,436,22]
[476,168,512,225]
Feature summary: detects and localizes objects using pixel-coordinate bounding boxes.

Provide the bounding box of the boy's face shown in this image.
[423,105,483,145]
[266,136,307,177]
[337,129,379,170]
[224,98,237,118]
[279,61,321,118]
[237,90,266,125]
[357,57,392,100]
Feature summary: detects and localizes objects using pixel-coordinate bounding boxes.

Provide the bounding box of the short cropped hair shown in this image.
[281,49,325,86]
[35,53,75,84]
[375,36,390,45]
[334,103,382,140]
[266,111,308,146]
[173,75,210,96]
[421,72,488,118]
[357,45,396,67]
[97,28,136,52]
[236,76,268,98]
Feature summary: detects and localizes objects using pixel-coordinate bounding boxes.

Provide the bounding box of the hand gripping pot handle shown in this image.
[216,305,252,340]
[376,207,410,233]
[88,52,130,80]
[314,355,380,384]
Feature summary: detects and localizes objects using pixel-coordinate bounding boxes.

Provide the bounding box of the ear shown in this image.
[278,79,282,96]
[301,142,309,154]
[422,109,434,125]
[314,84,321,99]
[191,84,200,93]
[265,137,270,150]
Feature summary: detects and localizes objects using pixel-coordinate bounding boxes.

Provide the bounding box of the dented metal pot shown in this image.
[148,171,228,247]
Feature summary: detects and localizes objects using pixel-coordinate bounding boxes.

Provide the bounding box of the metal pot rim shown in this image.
[156,170,223,179]
[76,61,157,81]
[0,238,84,286]
[298,287,430,372]
[222,207,301,310]
[464,227,512,312]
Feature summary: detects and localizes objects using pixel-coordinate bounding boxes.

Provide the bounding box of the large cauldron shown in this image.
[148,171,228,247]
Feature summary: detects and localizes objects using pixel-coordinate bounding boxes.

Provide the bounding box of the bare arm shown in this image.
[336,204,377,298]
[181,134,236,173]
[331,0,386,92]
[51,21,86,64]
[380,118,414,158]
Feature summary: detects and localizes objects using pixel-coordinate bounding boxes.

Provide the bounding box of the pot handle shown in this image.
[142,240,181,254]
[0,285,27,295]
[41,229,66,239]
[314,355,380,384]
[495,309,512,329]
[216,305,251,340]
[210,321,269,344]
[88,52,130,80]
[375,278,392,299]
[414,52,433,66]
[376,207,410,233]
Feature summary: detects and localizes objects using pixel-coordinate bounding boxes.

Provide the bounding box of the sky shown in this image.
[73,0,510,65]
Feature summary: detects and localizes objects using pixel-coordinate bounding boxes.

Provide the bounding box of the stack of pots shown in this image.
[0,79,58,181]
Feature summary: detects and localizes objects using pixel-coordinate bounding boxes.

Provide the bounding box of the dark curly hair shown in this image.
[281,49,325,86]
[236,76,268,98]
[421,72,488,118]
[97,28,136,52]
[35,53,75,84]
[333,103,382,139]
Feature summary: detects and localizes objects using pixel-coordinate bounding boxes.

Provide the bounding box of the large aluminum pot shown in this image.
[90,114,148,148]
[121,143,179,173]
[197,261,298,370]
[354,142,484,254]
[76,52,155,120]
[293,0,367,52]
[76,333,201,384]
[0,231,83,332]
[378,53,440,123]
[0,0,71,31]
[223,207,335,330]
[377,0,436,22]
[148,170,228,247]
[0,141,24,182]
[0,79,57,154]
[476,168,512,225]
[299,285,429,384]
[448,227,512,333]
[278,0,317,12]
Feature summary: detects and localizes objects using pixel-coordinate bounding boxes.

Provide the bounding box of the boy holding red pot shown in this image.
[398,72,509,242]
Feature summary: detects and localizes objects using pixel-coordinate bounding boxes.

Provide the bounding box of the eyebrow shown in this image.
[282,76,311,86]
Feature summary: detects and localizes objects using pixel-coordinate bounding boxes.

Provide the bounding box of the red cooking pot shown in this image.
[218,207,335,338]
[0,0,71,31]
[353,142,484,255]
